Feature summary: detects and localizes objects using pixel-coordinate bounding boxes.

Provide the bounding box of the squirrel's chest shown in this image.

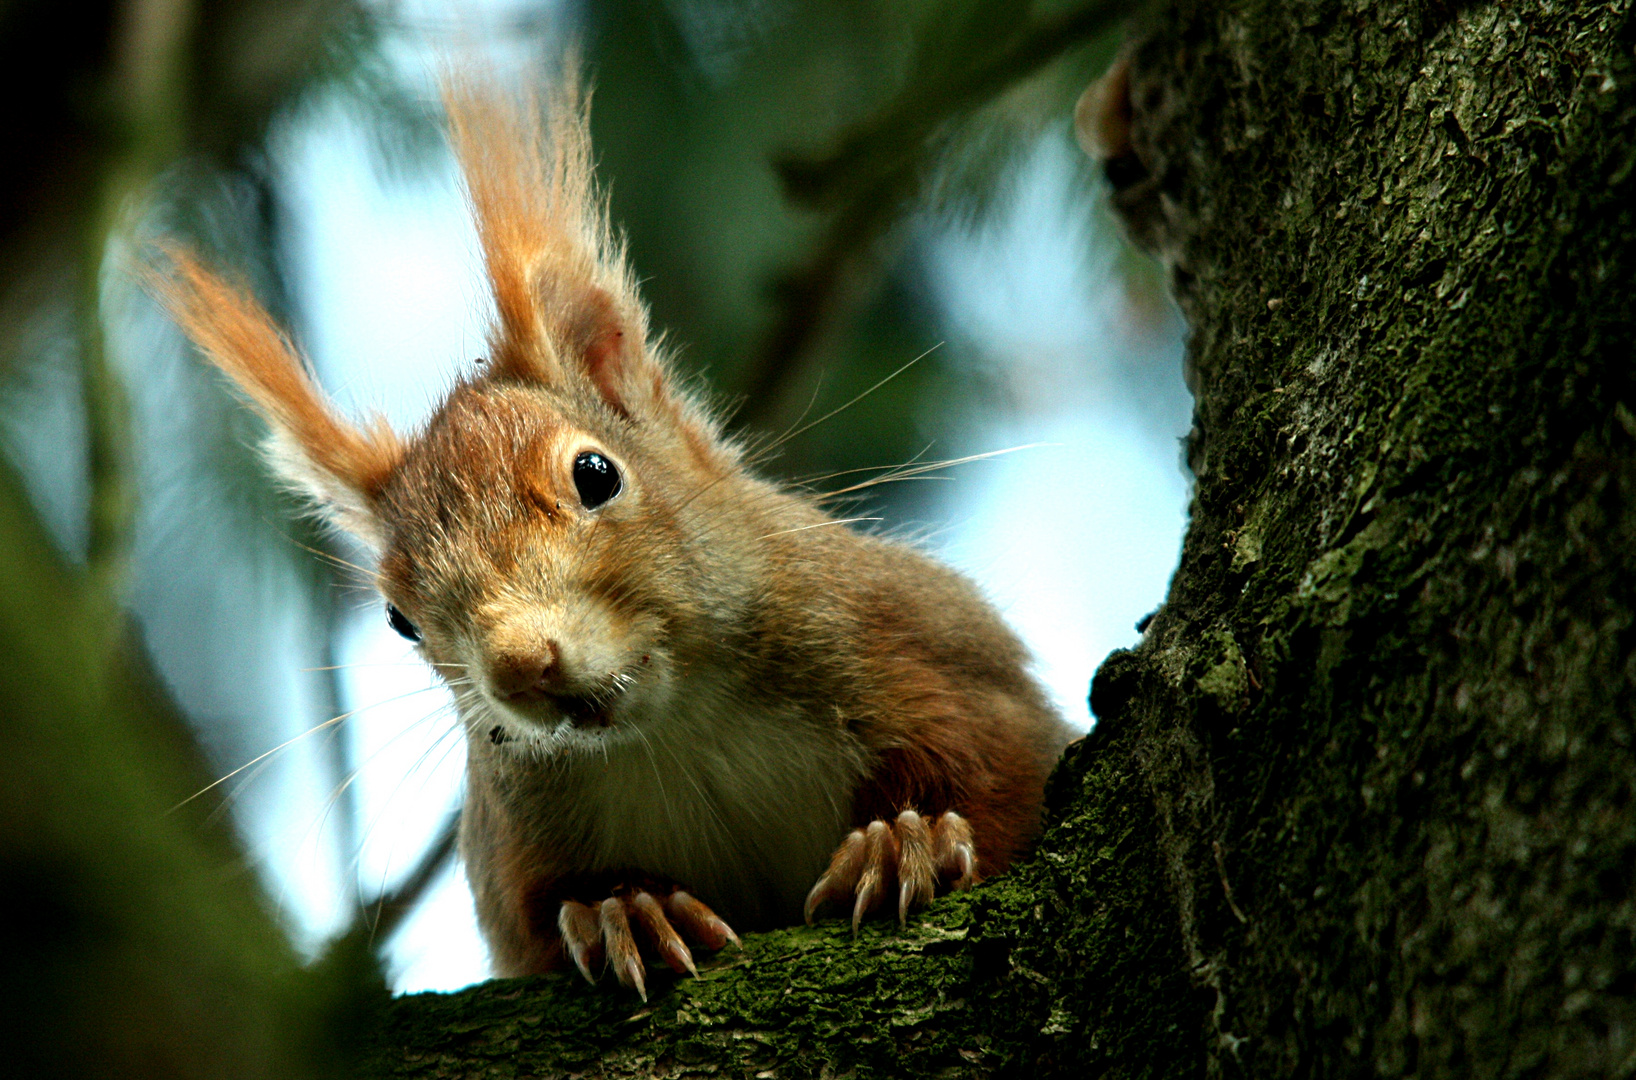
[559,704,869,928]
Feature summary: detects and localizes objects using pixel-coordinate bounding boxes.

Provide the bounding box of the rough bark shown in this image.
[362,0,1636,1076]
[1109,1,1636,1073]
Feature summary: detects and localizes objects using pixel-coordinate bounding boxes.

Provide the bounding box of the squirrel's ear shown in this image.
[152,248,403,550]
[445,68,669,419]
[540,273,653,419]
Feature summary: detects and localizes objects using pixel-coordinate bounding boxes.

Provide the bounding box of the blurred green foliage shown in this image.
[586,0,1121,497]
[0,458,385,1079]
[1,2,392,1072]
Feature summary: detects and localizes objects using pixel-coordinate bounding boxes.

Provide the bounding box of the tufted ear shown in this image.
[443,66,667,419]
[153,248,403,550]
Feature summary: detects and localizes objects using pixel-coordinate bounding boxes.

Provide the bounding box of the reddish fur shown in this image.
[572,288,635,415]
[442,65,649,413]
[849,594,1060,877]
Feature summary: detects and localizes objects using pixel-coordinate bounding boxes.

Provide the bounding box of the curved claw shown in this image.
[895,810,936,925]
[666,890,740,950]
[558,886,737,999]
[932,811,977,890]
[559,899,604,984]
[599,896,646,1002]
[805,828,868,924]
[850,820,897,935]
[806,808,982,932]
[631,890,696,977]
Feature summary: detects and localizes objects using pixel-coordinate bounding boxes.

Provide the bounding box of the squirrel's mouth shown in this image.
[489,665,642,740]
[547,692,612,730]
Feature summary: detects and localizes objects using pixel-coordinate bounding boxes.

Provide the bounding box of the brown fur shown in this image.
[159,71,1073,978]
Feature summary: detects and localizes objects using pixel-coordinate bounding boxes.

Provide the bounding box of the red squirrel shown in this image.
[157,73,1072,999]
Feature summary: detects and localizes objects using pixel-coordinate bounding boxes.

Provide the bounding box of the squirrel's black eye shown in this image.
[572,451,622,509]
[386,604,421,643]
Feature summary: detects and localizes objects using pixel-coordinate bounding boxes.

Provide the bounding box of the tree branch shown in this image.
[731,0,1127,431]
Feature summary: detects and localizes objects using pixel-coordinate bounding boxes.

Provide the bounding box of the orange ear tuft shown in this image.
[151,246,402,527]
[443,62,654,415]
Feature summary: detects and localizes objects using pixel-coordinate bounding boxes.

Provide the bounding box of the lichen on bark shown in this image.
[364,1,1636,1076]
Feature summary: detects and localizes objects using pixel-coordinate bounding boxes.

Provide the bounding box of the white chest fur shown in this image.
[486,689,870,929]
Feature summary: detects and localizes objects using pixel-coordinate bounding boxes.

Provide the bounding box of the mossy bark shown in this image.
[363,0,1636,1076]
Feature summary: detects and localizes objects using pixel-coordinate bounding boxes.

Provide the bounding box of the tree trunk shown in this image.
[362,0,1636,1076]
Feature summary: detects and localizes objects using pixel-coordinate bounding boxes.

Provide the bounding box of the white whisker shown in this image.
[169,682,452,815]
[823,442,1053,499]
[748,344,941,462]
[755,516,882,541]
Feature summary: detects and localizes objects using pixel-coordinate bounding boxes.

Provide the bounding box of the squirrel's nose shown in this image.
[490,641,561,701]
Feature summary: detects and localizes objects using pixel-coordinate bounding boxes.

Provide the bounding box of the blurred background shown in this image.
[0,0,1187,996]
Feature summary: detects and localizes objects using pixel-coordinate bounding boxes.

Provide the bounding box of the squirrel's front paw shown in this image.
[557,887,739,1001]
[804,809,977,932]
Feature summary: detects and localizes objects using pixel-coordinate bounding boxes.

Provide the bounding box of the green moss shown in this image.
[1197,630,1249,712]
[1114,0,1636,1074]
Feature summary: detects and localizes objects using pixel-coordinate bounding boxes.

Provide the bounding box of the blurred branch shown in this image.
[0,444,372,1078]
[360,808,461,947]
[731,0,1127,429]
[779,1,1128,210]
[733,173,914,431]
[80,0,197,587]
[79,257,135,587]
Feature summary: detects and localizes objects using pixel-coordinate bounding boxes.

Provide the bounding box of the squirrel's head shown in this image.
[156,71,761,755]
